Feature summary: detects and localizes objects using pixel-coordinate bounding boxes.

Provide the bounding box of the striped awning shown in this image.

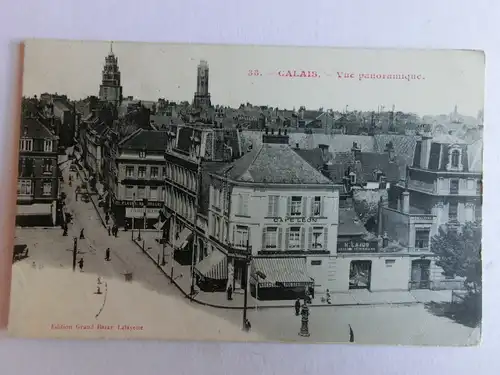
[194,250,228,280]
[174,227,193,250]
[251,258,313,288]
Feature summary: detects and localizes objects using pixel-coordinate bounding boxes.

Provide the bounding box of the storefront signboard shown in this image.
[337,240,378,253]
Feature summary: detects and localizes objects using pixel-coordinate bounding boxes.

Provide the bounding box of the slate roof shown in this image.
[467,139,483,172]
[21,118,55,139]
[338,208,367,237]
[293,148,325,170]
[217,143,333,185]
[357,152,401,182]
[119,129,168,151]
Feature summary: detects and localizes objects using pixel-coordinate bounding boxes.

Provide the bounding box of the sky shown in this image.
[22,40,485,117]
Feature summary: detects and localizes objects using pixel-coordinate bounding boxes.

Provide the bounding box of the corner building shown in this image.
[198,129,341,300]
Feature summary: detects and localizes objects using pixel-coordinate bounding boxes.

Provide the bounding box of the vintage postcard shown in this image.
[8,40,484,345]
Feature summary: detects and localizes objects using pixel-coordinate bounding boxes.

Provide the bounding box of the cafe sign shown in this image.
[272,216,320,223]
[337,240,378,253]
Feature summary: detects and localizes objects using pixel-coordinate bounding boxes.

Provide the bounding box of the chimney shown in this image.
[385,141,395,162]
[351,141,361,160]
[402,191,410,214]
[377,196,388,236]
[318,144,329,162]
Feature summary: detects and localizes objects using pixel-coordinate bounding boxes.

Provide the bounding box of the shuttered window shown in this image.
[267,195,279,217]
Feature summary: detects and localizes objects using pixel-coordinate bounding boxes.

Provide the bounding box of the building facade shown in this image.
[108,129,169,229]
[17,118,59,226]
[162,124,242,267]
[195,129,341,300]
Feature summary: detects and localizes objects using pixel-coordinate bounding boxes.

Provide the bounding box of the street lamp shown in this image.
[131,193,136,240]
[298,301,311,337]
[137,198,147,242]
[242,238,252,332]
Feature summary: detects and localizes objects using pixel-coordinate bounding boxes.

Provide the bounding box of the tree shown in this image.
[352,189,388,228]
[431,222,482,295]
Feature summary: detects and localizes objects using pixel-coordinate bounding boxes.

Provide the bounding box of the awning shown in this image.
[17,203,52,216]
[154,212,171,230]
[194,250,228,280]
[174,227,193,250]
[251,258,313,288]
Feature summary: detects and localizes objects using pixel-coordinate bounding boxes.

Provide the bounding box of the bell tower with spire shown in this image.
[192,60,211,109]
[99,41,123,106]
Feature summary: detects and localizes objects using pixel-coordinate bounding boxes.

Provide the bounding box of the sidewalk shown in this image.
[77,159,455,311]
[133,232,453,310]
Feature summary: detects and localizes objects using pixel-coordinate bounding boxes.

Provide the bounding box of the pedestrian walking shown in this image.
[107,225,111,236]
[226,284,233,301]
[113,224,118,237]
[78,258,84,272]
[295,298,301,316]
[105,213,109,225]
[244,318,252,332]
[79,228,85,239]
[105,248,111,261]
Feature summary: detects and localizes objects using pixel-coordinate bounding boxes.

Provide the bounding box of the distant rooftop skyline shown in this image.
[22,40,485,117]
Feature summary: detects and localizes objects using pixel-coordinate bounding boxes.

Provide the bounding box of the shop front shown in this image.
[16,202,56,227]
[250,257,314,301]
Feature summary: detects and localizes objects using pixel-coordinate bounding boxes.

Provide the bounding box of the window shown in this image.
[476,180,482,195]
[290,196,302,216]
[267,195,279,217]
[475,205,482,222]
[312,196,322,216]
[415,229,430,250]
[43,159,52,174]
[17,180,32,195]
[44,140,53,152]
[450,179,459,195]
[349,172,357,184]
[42,182,52,196]
[451,150,460,168]
[125,166,134,178]
[385,259,396,267]
[263,227,278,249]
[19,139,33,152]
[162,167,166,178]
[139,150,146,158]
[138,167,146,178]
[150,167,159,179]
[467,179,474,190]
[215,217,221,238]
[234,225,249,247]
[311,260,322,266]
[137,187,145,199]
[237,194,249,216]
[125,186,134,199]
[288,227,301,249]
[149,187,158,201]
[310,226,325,249]
[449,202,458,221]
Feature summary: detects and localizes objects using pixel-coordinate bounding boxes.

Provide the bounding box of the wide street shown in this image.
[10,158,480,345]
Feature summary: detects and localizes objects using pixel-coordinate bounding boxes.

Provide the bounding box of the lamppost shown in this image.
[298,301,310,337]
[131,193,136,240]
[137,198,147,242]
[242,238,252,332]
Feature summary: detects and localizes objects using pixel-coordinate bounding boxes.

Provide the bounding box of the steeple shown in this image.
[98,42,122,106]
[193,60,211,109]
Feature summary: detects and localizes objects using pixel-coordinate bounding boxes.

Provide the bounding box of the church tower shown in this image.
[99,42,123,106]
[193,60,211,109]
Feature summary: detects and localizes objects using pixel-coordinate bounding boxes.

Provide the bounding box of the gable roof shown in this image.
[21,118,55,139]
[357,152,401,182]
[217,143,333,185]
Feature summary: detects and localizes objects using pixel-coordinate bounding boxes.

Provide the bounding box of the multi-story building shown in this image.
[83,118,109,184]
[108,129,169,228]
[17,118,59,226]
[381,130,483,291]
[161,124,242,266]
[195,128,341,300]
